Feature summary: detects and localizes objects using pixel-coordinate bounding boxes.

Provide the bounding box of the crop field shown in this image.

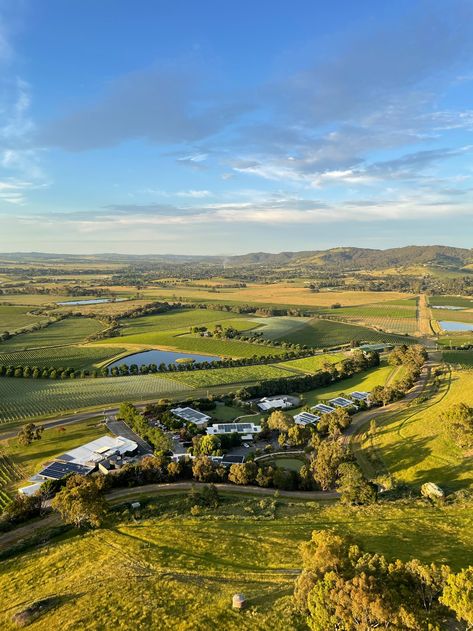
[0,318,104,351]
[428,295,473,308]
[301,361,397,407]
[0,345,126,370]
[436,333,473,347]
[355,368,472,491]
[0,374,189,424]
[0,305,49,333]
[170,363,301,388]
[250,316,313,341]
[319,300,418,335]
[0,452,24,510]
[430,308,473,324]
[278,352,346,373]
[0,494,471,630]
[442,350,473,367]
[277,318,414,348]
[100,327,287,358]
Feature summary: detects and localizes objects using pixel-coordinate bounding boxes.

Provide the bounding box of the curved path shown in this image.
[0,482,338,551]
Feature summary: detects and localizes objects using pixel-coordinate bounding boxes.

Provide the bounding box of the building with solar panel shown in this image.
[293,412,320,426]
[206,422,261,440]
[171,406,211,427]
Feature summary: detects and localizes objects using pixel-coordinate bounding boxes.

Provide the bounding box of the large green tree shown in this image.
[51,475,107,528]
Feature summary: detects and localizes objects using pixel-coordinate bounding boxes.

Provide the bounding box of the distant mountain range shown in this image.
[1,245,472,270]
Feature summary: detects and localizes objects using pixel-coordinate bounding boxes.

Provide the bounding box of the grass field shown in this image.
[0,305,49,333]
[0,494,471,630]
[430,308,473,324]
[436,333,473,347]
[354,368,472,491]
[428,295,473,308]
[250,316,313,341]
[443,350,473,368]
[301,361,397,407]
[0,374,189,424]
[118,309,247,335]
[171,364,301,388]
[0,345,126,370]
[0,318,104,351]
[277,318,414,348]
[278,352,346,373]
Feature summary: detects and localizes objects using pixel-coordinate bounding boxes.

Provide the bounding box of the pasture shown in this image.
[0,494,471,630]
[354,368,473,491]
[0,305,49,333]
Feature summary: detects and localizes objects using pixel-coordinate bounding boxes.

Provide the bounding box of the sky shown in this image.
[0,0,473,255]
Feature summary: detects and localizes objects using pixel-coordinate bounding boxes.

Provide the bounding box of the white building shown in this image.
[207,422,261,440]
[294,412,320,427]
[257,396,292,412]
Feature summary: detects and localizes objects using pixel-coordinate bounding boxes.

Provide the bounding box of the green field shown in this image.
[119,309,244,336]
[354,368,472,491]
[275,318,414,348]
[301,361,397,407]
[0,374,189,424]
[171,364,301,388]
[0,494,471,630]
[0,345,126,370]
[319,299,418,335]
[278,352,346,373]
[431,308,473,324]
[0,305,49,333]
[428,295,473,308]
[0,318,104,351]
[443,350,473,367]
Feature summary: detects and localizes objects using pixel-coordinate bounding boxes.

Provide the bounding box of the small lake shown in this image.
[107,349,221,368]
[440,321,473,332]
[57,298,128,306]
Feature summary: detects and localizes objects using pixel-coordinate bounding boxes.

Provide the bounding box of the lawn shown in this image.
[0,494,471,630]
[0,318,104,351]
[354,368,473,491]
[0,374,190,425]
[0,345,126,371]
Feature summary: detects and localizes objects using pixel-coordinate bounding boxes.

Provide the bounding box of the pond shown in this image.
[57,298,128,306]
[440,321,473,332]
[107,349,221,368]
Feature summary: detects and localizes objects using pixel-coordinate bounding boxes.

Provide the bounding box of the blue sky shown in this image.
[1,0,473,254]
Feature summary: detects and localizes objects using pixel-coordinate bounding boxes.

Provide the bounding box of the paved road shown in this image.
[0,482,338,550]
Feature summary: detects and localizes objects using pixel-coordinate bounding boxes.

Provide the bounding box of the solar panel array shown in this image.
[329,397,354,408]
[294,412,320,426]
[214,423,253,433]
[350,391,370,401]
[38,461,94,480]
[312,403,336,414]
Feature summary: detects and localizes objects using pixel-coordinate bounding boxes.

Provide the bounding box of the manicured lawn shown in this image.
[0,494,471,630]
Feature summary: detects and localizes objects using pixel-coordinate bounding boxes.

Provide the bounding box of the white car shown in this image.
[243,443,250,449]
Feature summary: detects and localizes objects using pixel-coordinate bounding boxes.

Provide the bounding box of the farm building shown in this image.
[329,396,356,409]
[312,403,336,415]
[355,343,393,353]
[257,396,292,411]
[207,422,261,439]
[171,406,211,427]
[294,412,320,426]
